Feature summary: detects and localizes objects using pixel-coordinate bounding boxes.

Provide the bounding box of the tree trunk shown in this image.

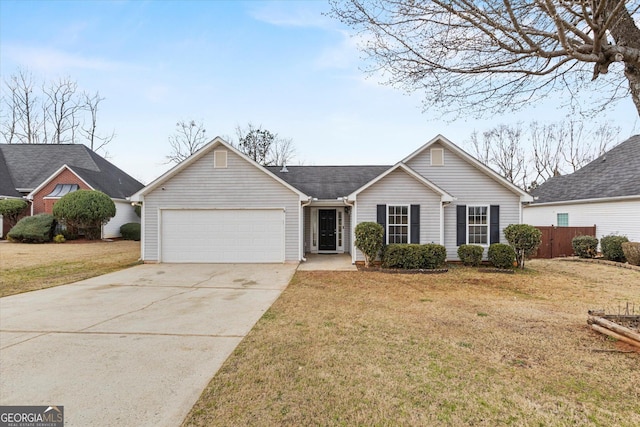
[627,66,640,116]
[606,1,640,116]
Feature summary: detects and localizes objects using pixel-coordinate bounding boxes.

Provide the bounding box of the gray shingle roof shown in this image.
[266,165,392,199]
[0,148,21,197]
[0,144,144,199]
[530,135,640,203]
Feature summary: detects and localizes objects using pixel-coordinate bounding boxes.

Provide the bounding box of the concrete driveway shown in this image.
[0,263,297,427]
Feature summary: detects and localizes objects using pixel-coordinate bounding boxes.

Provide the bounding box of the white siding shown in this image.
[141,148,300,262]
[406,142,523,259]
[524,199,640,242]
[355,168,442,261]
[103,200,140,239]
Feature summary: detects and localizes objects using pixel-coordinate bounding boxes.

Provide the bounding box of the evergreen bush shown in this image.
[600,234,629,262]
[354,222,384,267]
[382,244,446,269]
[621,242,640,266]
[504,224,542,269]
[571,235,598,258]
[488,243,516,269]
[120,222,141,241]
[7,213,56,243]
[53,190,115,240]
[457,244,484,266]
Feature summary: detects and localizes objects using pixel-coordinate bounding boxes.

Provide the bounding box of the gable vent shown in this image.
[214,150,227,169]
[431,148,444,166]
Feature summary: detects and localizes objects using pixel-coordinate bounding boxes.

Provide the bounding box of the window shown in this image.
[388,205,409,244]
[214,150,227,168]
[468,206,488,245]
[431,148,444,166]
[557,213,569,227]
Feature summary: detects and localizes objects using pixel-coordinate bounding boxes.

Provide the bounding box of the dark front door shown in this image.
[318,209,337,251]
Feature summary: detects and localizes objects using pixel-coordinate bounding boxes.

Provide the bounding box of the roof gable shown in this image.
[403,134,533,202]
[130,137,308,201]
[348,163,454,201]
[26,165,94,200]
[531,135,640,203]
[0,144,143,198]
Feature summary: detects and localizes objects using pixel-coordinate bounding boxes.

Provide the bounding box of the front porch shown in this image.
[303,204,352,255]
[297,253,357,271]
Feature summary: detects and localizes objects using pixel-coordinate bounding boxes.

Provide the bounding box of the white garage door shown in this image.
[160,209,285,263]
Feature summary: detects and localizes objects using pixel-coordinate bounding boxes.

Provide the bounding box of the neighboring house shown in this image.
[131,135,532,264]
[0,144,144,239]
[524,135,640,242]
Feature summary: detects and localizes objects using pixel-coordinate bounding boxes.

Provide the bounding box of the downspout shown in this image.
[300,197,312,262]
[342,196,356,264]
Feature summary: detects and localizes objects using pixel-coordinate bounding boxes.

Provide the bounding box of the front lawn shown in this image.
[183,260,639,426]
[0,240,141,297]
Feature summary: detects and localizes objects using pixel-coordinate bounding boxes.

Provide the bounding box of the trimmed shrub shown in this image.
[457,244,484,266]
[383,244,420,269]
[382,243,446,269]
[53,234,66,243]
[572,235,598,258]
[355,222,384,267]
[504,224,542,269]
[0,198,28,231]
[422,244,447,269]
[600,234,629,262]
[621,242,640,266]
[53,190,116,240]
[488,243,516,269]
[120,222,141,241]
[7,213,56,243]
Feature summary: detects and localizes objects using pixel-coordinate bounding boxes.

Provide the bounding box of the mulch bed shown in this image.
[356,266,448,274]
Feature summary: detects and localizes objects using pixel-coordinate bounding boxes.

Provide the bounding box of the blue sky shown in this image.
[1,0,637,184]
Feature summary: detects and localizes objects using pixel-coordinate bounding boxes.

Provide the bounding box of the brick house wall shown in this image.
[32,168,91,214]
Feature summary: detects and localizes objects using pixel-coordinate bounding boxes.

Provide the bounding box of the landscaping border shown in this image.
[558,257,640,272]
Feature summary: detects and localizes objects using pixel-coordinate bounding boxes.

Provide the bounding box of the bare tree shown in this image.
[469,124,528,188]
[2,69,42,143]
[468,120,620,190]
[234,123,295,166]
[81,91,115,152]
[166,120,208,164]
[529,121,565,185]
[329,1,640,117]
[43,77,80,144]
[270,136,296,166]
[1,69,114,152]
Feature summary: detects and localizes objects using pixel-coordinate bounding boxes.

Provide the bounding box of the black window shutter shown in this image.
[377,204,387,244]
[456,205,467,246]
[410,204,420,244]
[490,205,500,244]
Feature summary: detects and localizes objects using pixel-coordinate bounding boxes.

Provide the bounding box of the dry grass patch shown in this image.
[183,260,639,427]
[0,240,140,296]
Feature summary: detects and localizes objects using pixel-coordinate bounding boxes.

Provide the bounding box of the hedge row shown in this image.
[382,244,447,270]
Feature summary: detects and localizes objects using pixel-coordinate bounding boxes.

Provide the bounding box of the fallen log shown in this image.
[590,324,640,349]
[588,316,640,342]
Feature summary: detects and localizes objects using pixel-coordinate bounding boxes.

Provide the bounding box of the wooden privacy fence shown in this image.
[533,225,597,259]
